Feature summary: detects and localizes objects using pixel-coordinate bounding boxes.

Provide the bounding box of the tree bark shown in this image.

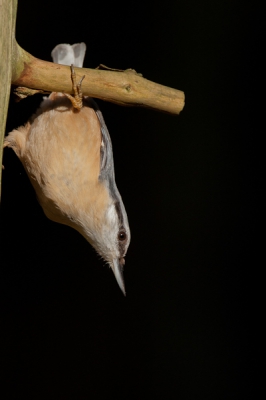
[0,0,18,200]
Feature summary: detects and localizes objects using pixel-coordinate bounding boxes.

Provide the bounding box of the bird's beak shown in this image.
[112,258,126,296]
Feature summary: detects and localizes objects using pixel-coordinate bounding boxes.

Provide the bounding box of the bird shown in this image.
[3,42,130,295]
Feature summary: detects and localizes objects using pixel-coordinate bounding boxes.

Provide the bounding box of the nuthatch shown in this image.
[4,43,130,295]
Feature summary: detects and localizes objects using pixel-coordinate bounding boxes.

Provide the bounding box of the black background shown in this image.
[1,1,260,399]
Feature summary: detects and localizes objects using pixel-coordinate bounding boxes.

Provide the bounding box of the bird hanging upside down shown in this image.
[4,43,130,295]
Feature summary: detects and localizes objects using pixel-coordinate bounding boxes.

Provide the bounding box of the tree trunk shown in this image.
[0,0,18,200]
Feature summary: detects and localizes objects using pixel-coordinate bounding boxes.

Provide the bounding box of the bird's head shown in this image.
[76,192,130,295]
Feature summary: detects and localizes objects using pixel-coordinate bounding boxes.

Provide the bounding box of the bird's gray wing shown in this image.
[85,98,115,184]
[85,98,130,233]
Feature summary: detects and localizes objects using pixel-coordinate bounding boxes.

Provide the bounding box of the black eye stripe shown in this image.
[114,201,124,226]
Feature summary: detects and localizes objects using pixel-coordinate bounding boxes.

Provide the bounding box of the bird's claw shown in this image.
[64,65,85,111]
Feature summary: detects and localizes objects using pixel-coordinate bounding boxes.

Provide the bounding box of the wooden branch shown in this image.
[12,41,185,115]
[0,0,18,200]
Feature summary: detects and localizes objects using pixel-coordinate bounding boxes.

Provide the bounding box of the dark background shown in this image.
[1,1,260,399]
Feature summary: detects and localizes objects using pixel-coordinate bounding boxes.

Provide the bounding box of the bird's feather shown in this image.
[51,43,86,67]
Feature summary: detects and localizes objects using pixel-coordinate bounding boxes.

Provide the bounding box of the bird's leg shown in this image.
[64,65,85,111]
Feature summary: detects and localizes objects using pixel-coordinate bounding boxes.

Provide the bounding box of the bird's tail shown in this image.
[51,43,86,68]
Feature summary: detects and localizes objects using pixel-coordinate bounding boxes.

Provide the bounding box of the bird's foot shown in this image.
[64,65,85,111]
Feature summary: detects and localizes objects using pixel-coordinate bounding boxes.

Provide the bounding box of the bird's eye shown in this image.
[118,230,127,241]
